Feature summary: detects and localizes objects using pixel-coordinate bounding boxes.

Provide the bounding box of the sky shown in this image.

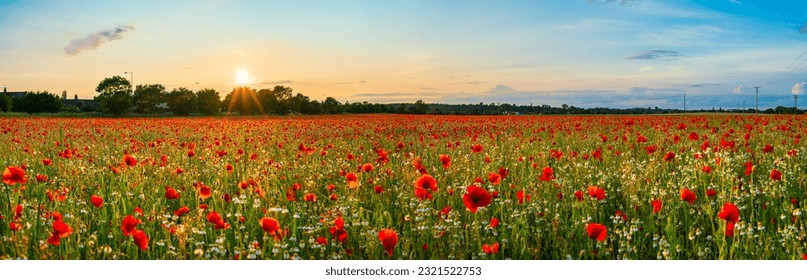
[2,0,807,110]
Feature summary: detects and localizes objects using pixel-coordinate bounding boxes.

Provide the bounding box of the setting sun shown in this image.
[235,68,251,85]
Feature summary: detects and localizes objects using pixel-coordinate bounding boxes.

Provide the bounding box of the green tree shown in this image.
[321,97,342,114]
[0,94,11,112]
[223,87,260,115]
[133,84,166,114]
[167,87,196,116]
[95,76,133,116]
[12,91,62,113]
[196,88,222,115]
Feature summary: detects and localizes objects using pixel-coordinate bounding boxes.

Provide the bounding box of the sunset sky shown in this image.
[2,0,807,109]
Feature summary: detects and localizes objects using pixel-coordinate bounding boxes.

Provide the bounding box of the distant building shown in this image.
[62,94,98,110]
[2,86,26,99]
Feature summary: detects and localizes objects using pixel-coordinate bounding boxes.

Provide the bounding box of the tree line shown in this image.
[2,75,803,115]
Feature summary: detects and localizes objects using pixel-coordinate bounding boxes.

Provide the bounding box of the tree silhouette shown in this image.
[95,76,132,116]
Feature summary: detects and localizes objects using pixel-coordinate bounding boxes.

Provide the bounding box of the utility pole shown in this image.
[124,72,134,93]
[683,93,687,112]
[796,94,799,114]
[753,86,760,113]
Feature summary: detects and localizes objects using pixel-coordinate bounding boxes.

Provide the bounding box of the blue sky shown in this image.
[1,0,807,109]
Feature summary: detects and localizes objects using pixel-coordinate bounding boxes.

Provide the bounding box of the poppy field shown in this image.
[1,114,806,260]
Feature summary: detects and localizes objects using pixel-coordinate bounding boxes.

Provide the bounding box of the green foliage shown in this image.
[95,76,133,116]
[0,94,11,112]
[167,88,197,116]
[11,91,62,113]
[133,84,166,114]
[223,87,264,115]
[196,88,222,115]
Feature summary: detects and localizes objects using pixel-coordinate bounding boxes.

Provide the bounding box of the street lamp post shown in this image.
[124,72,134,93]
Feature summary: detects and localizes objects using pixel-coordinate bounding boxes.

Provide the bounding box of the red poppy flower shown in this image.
[439,206,451,219]
[482,242,500,255]
[374,185,384,194]
[574,190,584,201]
[615,210,629,221]
[174,206,190,217]
[744,161,754,176]
[42,158,53,165]
[90,195,103,208]
[701,165,712,173]
[724,221,735,237]
[346,172,359,188]
[439,154,451,169]
[414,187,433,200]
[539,167,554,181]
[196,183,211,200]
[680,188,697,205]
[316,236,328,245]
[651,199,662,214]
[15,204,23,219]
[585,223,607,241]
[225,164,233,173]
[462,185,492,213]
[487,173,502,185]
[717,202,740,224]
[516,190,530,204]
[330,217,348,243]
[663,151,675,161]
[489,217,499,228]
[48,220,73,246]
[378,229,399,257]
[35,174,49,182]
[304,193,317,202]
[706,189,717,197]
[587,185,606,200]
[260,217,280,235]
[471,144,483,153]
[2,166,27,185]
[121,215,139,236]
[207,211,229,229]
[762,144,773,153]
[361,163,374,172]
[329,193,338,201]
[645,145,657,154]
[123,154,137,166]
[9,221,22,231]
[132,229,149,251]
[770,169,782,181]
[165,186,180,200]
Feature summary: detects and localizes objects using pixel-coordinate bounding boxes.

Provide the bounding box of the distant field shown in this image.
[1,114,805,260]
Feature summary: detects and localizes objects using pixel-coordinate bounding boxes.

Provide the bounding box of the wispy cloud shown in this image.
[625,50,683,60]
[64,25,135,56]
[259,80,293,85]
[586,0,640,7]
[792,82,804,95]
[733,85,744,93]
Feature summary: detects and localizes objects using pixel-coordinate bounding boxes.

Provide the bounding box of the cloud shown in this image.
[689,83,720,88]
[625,50,683,60]
[792,82,804,95]
[586,0,640,7]
[64,25,135,56]
[733,85,744,93]
[800,23,807,34]
[728,0,742,4]
[260,80,293,85]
